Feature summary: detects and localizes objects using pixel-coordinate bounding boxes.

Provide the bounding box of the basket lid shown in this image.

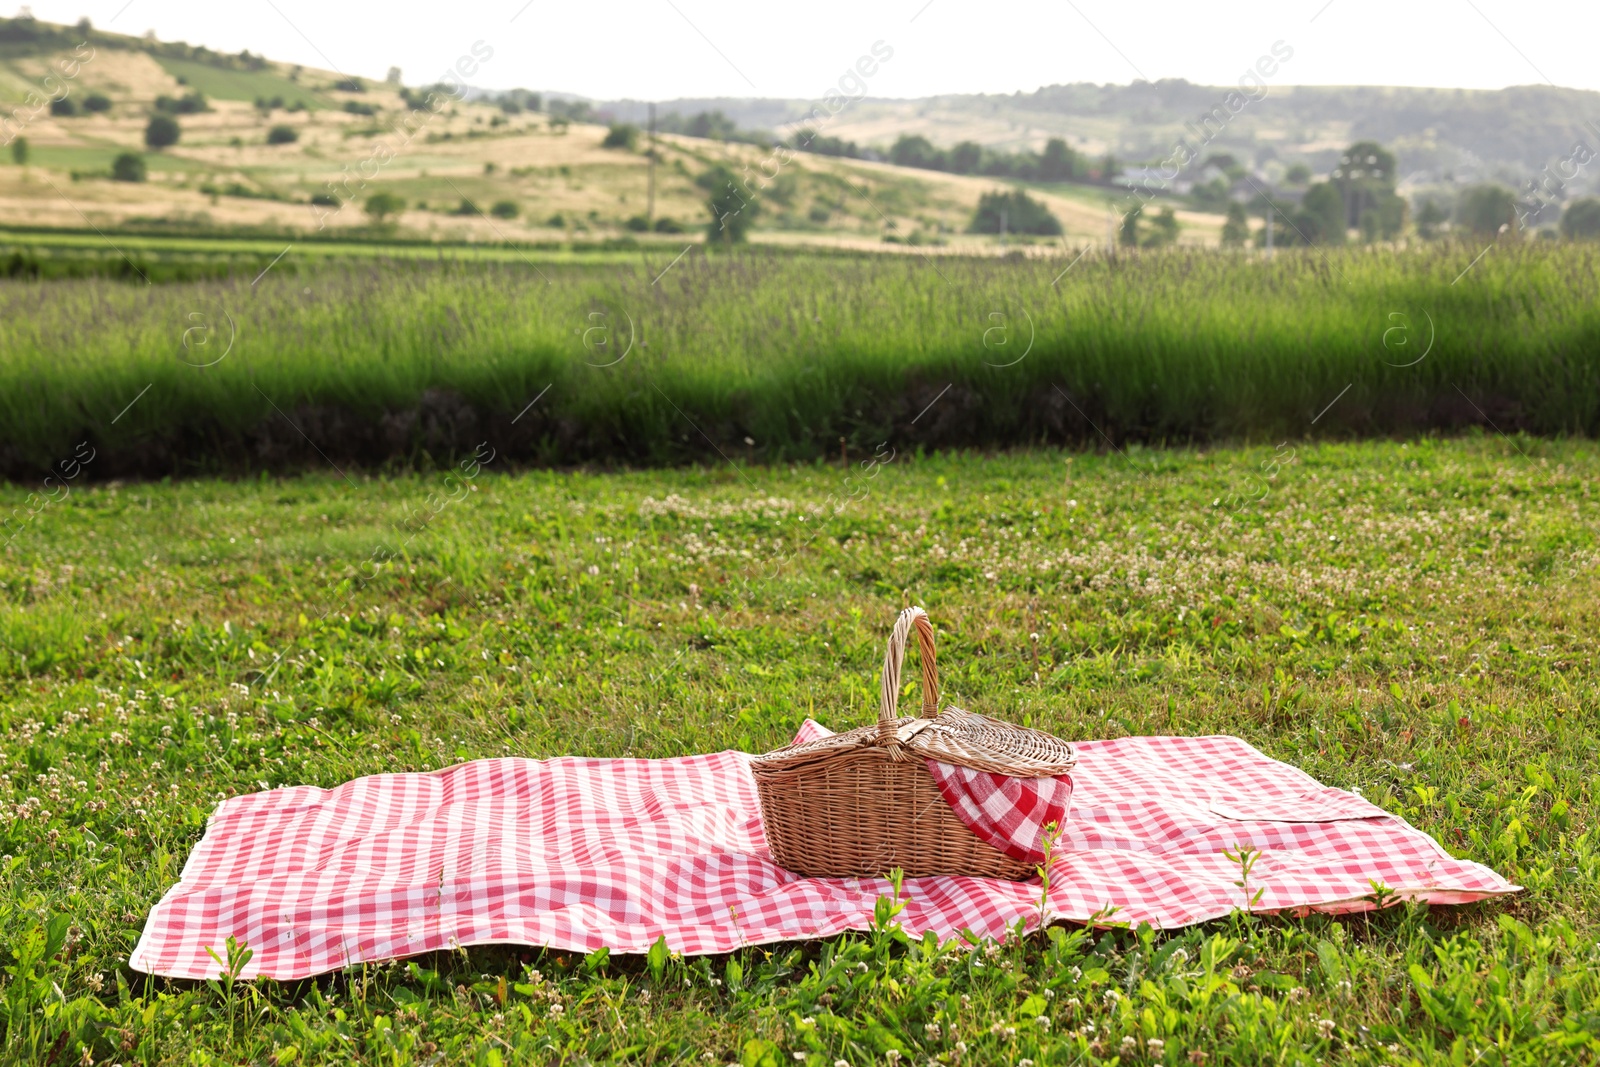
[753,608,1076,779]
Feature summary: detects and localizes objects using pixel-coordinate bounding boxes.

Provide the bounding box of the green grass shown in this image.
[0,230,657,283]
[0,438,1596,1063]
[152,56,328,110]
[21,146,211,174]
[0,241,1597,477]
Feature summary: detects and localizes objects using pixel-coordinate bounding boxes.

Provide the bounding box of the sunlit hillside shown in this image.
[0,15,1224,249]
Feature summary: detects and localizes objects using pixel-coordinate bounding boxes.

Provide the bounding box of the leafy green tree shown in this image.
[948,141,983,175]
[49,96,77,116]
[1285,163,1311,184]
[364,191,406,224]
[83,92,112,113]
[111,152,146,182]
[700,165,758,244]
[1561,197,1600,239]
[1143,207,1180,247]
[266,125,298,145]
[1456,184,1517,236]
[1221,202,1250,246]
[490,200,520,219]
[969,189,1062,236]
[1299,182,1347,244]
[1332,142,1394,212]
[1119,204,1141,247]
[1415,197,1448,239]
[144,114,180,149]
[890,134,945,171]
[1037,138,1078,182]
[9,137,28,165]
[684,111,738,140]
[601,123,639,150]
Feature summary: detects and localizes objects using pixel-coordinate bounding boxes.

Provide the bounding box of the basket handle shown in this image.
[878,606,940,743]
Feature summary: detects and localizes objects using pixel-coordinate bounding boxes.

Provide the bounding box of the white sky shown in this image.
[20,0,1600,100]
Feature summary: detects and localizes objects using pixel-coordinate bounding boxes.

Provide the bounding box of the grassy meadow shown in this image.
[1,438,1598,1063]
[1,240,1597,478]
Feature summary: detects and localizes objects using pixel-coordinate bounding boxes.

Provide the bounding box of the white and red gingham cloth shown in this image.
[131,726,1517,979]
[925,760,1074,863]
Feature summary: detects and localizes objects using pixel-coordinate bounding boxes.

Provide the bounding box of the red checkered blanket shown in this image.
[131,727,1516,979]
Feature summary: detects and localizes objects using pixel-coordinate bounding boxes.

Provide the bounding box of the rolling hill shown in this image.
[0,15,1219,250]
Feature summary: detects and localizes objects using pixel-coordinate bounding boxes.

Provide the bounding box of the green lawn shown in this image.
[1,437,1596,1063]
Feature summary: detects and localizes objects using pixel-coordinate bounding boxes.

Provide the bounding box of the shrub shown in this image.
[1299,182,1347,244]
[601,123,640,150]
[266,125,298,145]
[1456,184,1517,236]
[155,92,208,115]
[334,77,365,92]
[968,189,1062,236]
[9,137,28,165]
[1559,197,1600,239]
[546,213,566,227]
[1221,202,1250,246]
[700,166,758,244]
[1144,206,1180,247]
[1415,198,1448,239]
[111,152,147,182]
[490,200,520,219]
[83,92,112,113]
[144,114,180,149]
[49,96,78,116]
[310,192,340,207]
[364,191,406,223]
[452,198,479,216]
[342,101,377,117]
[625,215,650,232]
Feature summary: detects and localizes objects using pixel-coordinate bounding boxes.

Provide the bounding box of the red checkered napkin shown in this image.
[789,719,1072,864]
[925,765,1072,863]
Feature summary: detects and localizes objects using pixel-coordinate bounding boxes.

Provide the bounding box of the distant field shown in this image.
[152,55,329,109]
[0,240,1594,479]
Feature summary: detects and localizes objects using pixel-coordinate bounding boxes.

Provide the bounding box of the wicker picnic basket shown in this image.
[752,606,1076,880]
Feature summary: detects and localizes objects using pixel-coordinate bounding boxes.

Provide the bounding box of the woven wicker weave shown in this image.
[752,607,1076,879]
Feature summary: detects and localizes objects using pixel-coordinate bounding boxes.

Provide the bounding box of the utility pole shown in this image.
[647,102,656,228]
